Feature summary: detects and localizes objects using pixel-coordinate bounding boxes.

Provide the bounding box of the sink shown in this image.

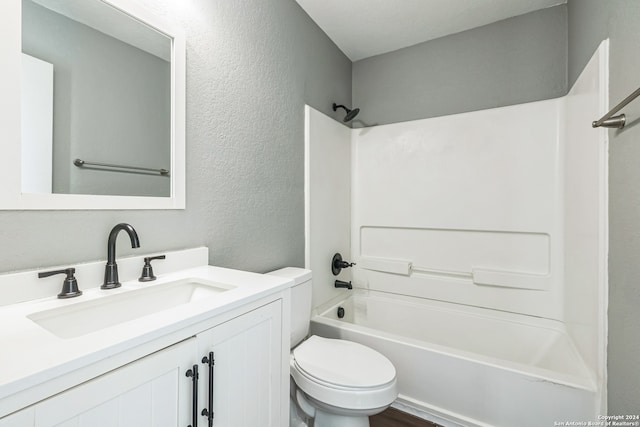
[27,278,234,339]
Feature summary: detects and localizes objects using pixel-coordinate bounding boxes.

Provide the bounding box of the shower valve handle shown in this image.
[331,253,356,276]
[335,260,355,269]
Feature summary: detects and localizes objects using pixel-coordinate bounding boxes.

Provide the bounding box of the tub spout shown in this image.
[334,280,352,290]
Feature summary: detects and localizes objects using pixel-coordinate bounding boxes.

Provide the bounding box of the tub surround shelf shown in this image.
[359,257,412,275]
[359,256,550,290]
[355,225,554,317]
[0,247,293,421]
[471,268,550,290]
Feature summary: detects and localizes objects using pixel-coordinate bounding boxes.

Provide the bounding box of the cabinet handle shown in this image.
[201,352,215,426]
[186,365,199,427]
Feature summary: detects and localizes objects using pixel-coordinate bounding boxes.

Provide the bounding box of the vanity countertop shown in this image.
[0,249,292,418]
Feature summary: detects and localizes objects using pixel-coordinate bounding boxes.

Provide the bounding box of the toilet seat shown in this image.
[291,335,397,410]
[293,335,396,388]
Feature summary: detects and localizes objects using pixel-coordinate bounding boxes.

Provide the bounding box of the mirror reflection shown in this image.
[21,0,172,197]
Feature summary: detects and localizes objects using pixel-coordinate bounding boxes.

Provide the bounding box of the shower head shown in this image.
[344,107,360,122]
[333,103,360,122]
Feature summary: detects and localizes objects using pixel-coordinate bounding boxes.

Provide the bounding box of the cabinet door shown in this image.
[197,301,283,427]
[32,338,197,427]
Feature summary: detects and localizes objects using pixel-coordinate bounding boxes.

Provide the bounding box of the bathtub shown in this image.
[310,290,598,427]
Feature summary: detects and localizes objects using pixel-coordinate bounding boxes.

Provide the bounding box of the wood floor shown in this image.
[369,407,441,427]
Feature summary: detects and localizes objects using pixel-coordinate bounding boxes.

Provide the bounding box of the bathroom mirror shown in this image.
[0,0,185,209]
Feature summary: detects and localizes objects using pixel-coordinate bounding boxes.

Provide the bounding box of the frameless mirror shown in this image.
[0,0,185,209]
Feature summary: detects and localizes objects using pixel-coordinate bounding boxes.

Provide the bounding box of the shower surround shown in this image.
[305,42,608,426]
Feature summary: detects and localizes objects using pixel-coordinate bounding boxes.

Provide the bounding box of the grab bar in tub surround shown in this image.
[358,256,550,291]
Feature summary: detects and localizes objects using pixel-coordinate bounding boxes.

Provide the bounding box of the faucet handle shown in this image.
[331,253,356,276]
[139,255,166,282]
[38,267,82,299]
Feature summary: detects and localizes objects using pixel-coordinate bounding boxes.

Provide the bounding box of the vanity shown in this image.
[0,247,292,426]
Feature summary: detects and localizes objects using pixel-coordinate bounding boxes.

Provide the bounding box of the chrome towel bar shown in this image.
[592,86,640,129]
[73,158,169,176]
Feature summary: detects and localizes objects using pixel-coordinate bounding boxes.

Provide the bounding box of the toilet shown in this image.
[268,268,397,427]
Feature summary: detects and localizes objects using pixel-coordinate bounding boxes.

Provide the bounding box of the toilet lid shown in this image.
[292,335,396,388]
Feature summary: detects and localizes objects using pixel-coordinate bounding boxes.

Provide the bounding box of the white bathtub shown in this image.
[310,290,598,427]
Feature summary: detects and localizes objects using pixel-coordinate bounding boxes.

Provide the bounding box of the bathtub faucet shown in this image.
[335,280,352,290]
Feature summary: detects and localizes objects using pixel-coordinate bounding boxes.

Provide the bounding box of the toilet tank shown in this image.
[267,267,312,348]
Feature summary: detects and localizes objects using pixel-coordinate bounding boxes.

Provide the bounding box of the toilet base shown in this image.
[294,387,389,427]
[290,398,309,427]
[314,409,370,427]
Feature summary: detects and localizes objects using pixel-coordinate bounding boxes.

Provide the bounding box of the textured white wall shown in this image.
[0,0,351,274]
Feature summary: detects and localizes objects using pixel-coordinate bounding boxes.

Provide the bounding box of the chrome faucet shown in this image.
[102,223,140,289]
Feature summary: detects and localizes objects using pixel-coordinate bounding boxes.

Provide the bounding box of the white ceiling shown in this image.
[296,0,566,61]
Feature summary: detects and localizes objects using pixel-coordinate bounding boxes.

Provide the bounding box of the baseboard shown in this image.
[393,395,494,427]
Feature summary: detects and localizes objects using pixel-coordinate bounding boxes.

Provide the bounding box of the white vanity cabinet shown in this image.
[195,301,283,427]
[0,300,285,427]
[2,338,196,427]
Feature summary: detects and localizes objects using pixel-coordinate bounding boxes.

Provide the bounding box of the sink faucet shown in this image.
[102,223,140,289]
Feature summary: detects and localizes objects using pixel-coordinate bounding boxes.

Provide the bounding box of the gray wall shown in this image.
[568,0,640,414]
[0,0,351,273]
[22,0,171,197]
[352,5,567,126]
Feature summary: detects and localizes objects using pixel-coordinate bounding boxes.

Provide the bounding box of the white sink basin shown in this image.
[27,278,234,339]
